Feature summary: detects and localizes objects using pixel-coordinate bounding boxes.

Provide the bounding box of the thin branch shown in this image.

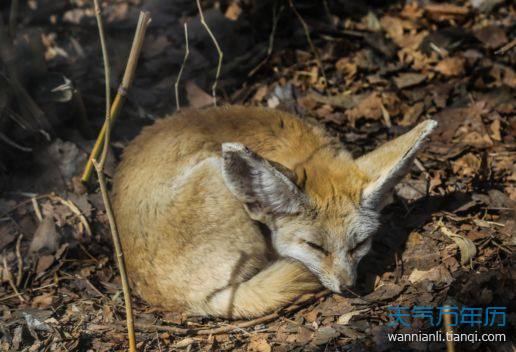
[3,255,26,304]
[81,11,152,182]
[92,161,136,351]
[196,0,223,105]
[15,234,23,287]
[175,22,190,111]
[93,0,111,135]
[248,4,283,77]
[91,4,140,352]
[288,0,328,87]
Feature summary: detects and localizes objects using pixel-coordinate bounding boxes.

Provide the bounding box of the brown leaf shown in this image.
[36,255,55,274]
[451,153,481,177]
[248,336,271,352]
[400,102,425,126]
[31,294,54,308]
[335,58,357,80]
[393,73,426,89]
[345,92,383,122]
[311,327,340,346]
[363,282,404,301]
[29,217,59,254]
[435,56,465,76]
[488,119,502,143]
[225,2,242,21]
[474,26,508,49]
[408,266,453,285]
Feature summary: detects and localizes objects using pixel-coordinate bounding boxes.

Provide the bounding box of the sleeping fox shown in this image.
[112,105,437,318]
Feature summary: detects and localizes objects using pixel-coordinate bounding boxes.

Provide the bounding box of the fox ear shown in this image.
[221,143,305,221]
[356,120,438,209]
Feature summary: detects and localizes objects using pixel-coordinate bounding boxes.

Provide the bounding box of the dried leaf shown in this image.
[337,308,369,325]
[393,73,426,89]
[29,217,59,254]
[248,336,271,352]
[435,56,465,76]
[440,225,477,265]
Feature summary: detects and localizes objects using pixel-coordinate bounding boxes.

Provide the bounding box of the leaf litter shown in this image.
[0,0,514,351]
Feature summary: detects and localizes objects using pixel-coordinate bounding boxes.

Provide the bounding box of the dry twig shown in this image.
[2,255,26,304]
[248,4,283,77]
[81,11,152,182]
[93,0,111,122]
[175,22,190,111]
[89,7,151,352]
[15,234,23,287]
[196,0,223,105]
[288,0,328,87]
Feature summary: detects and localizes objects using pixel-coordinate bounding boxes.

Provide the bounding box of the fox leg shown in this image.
[189,259,321,319]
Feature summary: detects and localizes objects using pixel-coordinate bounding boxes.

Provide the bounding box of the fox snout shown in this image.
[317,270,356,294]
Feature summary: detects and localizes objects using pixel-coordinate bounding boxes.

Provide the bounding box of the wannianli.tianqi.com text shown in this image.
[387,332,507,343]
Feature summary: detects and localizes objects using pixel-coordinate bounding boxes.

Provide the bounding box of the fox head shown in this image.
[221,120,437,293]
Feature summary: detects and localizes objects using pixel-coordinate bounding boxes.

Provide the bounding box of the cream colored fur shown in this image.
[112,106,436,318]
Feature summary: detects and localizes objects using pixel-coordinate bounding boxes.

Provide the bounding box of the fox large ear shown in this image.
[356,120,438,209]
[221,143,305,221]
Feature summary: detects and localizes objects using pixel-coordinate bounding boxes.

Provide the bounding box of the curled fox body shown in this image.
[113,105,437,318]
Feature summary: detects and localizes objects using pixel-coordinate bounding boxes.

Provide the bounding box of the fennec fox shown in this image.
[113,105,437,318]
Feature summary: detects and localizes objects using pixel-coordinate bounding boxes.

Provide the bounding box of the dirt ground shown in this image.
[0,0,514,351]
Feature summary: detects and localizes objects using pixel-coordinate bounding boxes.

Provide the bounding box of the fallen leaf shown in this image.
[451,153,481,177]
[29,217,59,254]
[440,225,477,265]
[345,92,383,123]
[248,336,271,352]
[363,283,404,301]
[31,294,54,308]
[335,58,357,80]
[490,117,502,141]
[435,56,465,76]
[393,73,426,89]
[337,308,369,325]
[408,266,453,285]
[311,327,340,346]
[36,255,55,274]
[225,2,242,21]
[474,26,508,49]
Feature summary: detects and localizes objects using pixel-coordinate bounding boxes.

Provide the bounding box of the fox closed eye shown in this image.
[349,238,370,257]
[304,240,328,255]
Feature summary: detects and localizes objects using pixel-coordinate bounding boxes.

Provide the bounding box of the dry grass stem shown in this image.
[196,0,223,105]
[93,0,112,124]
[2,256,26,304]
[81,11,152,182]
[92,160,137,351]
[248,4,283,77]
[49,194,92,239]
[15,234,23,287]
[88,4,143,351]
[175,22,190,111]
[31,197,43,222]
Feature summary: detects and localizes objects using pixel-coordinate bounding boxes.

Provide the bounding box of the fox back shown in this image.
[113,105,436,318]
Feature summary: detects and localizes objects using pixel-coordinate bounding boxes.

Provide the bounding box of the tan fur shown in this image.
[112,105,436,318]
